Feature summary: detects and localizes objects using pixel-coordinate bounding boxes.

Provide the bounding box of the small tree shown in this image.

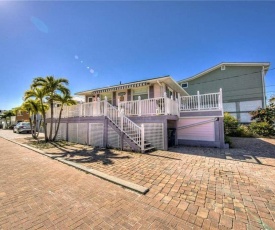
[21,99,48,139]
[24,86,49,141]
[250,103,275,125]
[52,93,76,141]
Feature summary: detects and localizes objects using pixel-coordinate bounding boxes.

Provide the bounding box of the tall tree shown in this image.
[32,76,69,141]
[52,93,76,141]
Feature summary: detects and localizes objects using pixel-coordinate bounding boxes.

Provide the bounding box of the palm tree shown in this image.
[0,110,15,129]
[32,76,69,141]
[21,99,47,139]
[24,86,48,141]
[52,93,76,141]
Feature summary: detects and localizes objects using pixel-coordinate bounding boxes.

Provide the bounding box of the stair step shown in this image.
[143,147,155,153]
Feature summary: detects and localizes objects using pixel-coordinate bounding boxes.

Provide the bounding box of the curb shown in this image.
[1,136,149,195]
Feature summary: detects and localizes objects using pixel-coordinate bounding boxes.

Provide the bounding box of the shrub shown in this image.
[224,112,238,136]
[235,125,253,137]
[249,122,274,137]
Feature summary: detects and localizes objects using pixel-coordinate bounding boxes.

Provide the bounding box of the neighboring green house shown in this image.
[178,62,270,123]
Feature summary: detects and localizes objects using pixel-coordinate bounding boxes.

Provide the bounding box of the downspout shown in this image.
[262,66,266,108]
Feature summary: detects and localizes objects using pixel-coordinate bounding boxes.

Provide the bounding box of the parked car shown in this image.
[13,122,31,134]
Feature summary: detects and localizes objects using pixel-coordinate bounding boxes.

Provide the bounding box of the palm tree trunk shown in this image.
[40,98,48,142]
[53,107,63,141]
[49,101,54,141]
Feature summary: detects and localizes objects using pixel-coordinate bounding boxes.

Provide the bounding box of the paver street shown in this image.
[0,130,275,229]
[0,137,191,229]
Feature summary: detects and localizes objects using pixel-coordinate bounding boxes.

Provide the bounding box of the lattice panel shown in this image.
[47,122,57,138]
[89,123,104,147]
[138,123,164,150]
[55,123,66,140]
[68,123,78,143]
[78,123,88,145]
[107,125,120,148]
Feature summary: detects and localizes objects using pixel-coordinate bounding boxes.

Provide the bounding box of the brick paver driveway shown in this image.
[0,137,192,229]
[1,129,275,229]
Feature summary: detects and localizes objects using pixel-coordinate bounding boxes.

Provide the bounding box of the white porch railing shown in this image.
[119,93,179,116]
[180,89,223,111]
[47,99,105,119]
[46,89,223,119]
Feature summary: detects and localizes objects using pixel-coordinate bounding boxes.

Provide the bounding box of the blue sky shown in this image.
[1,1,275,110]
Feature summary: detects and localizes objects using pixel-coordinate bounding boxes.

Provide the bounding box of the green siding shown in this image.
[180,66,264,103]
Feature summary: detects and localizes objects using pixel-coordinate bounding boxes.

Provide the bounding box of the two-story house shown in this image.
[178,62,270,123]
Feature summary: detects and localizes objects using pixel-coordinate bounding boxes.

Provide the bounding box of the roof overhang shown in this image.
[178,62,270,83]
[76,75,188,96]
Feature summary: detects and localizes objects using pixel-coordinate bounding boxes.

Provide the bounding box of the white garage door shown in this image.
[177,118,215,141]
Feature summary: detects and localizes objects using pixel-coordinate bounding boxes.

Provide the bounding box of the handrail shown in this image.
[106,101,144,150]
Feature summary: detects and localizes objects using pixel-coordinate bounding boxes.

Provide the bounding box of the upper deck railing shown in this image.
[180,89,223,112]
[46,89,223,119]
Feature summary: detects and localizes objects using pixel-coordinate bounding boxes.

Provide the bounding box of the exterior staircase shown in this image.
[106,102,155,153]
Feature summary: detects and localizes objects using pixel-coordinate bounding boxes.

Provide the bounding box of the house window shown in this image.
[88,97,94,102]
[132,86,148,100]
[181,82,188,88]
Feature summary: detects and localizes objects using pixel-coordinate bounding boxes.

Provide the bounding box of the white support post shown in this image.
[80,103,83,117]
[138,96,141,116]
[83,102,86,117]
[104,96,107,116]
[219,88,223,112]
[66,106,68,118]
[178,93,181,111]
[164,92,168,115]
[176,98,180,116]
[120,113,123,130]
[97,97,100,115]
[141,124,144,152]
[197,91,201,110]
[118,98,121,113]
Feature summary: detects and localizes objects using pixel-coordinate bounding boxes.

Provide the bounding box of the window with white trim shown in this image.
[181,82,188,88]
[132,86,148,100]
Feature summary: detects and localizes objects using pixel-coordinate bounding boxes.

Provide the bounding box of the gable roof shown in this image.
[76,75,188,96]
[178,62,270,83]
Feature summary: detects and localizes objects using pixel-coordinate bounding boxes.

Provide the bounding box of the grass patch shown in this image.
[28,140,77,150]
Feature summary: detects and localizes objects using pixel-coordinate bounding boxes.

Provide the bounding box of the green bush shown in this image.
[249,122,274,137]
[235,125,254,137]
[224,112,238,136]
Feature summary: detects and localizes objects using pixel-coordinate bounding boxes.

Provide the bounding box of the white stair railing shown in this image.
[105,98,144,151]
